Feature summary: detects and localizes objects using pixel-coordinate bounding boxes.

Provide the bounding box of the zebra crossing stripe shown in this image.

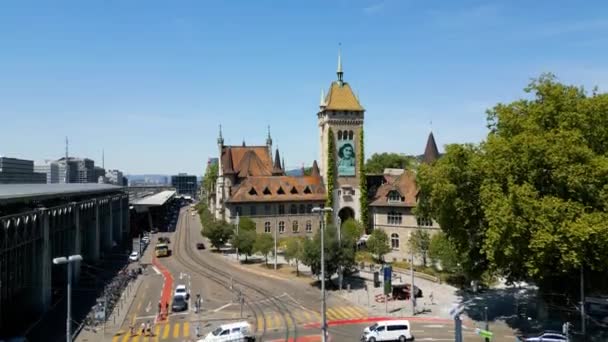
[183,321,190,337]
[341,306,364,318]
[153,326,160,342]
[172,323,180,338]
[162,324,170,339]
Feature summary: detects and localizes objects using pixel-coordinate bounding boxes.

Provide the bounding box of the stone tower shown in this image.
[318,52,365,223]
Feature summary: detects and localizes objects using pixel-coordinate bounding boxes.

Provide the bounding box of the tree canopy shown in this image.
[202,221,234,251]
[408,229,431,266]
[365,153,416,174]
[366,229,390,262]
[254,233,274,265]
[300,224,356,284]
[417,74,608,291]
[284,236,306,276]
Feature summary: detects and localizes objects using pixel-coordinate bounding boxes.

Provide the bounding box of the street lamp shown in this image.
[336,216,342,292]
[312,206,333,342]
[53,254,83,342]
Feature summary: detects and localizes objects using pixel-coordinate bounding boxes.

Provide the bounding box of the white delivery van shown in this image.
[361,320,413,342]
[199,321,253,342]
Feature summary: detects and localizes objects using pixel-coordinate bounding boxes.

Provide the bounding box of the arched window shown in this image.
[264,222,271,233]
[417,217,433,226]
[306,220,312,232]
[279,221,285,233]
[387,211,402,225]
[337,130,343,140]
[299,204,306,214]
[348,130,354,140]
[391,233,399,249]
[292,221,299,233]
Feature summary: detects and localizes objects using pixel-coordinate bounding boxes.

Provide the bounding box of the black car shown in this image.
[196,242,205,250]
[171,296,188,312]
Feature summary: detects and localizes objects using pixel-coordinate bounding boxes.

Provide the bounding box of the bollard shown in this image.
[347,284,351,293]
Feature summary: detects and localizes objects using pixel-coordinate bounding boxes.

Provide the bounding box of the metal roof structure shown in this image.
[131,190,176,206]
[0,183,124,204]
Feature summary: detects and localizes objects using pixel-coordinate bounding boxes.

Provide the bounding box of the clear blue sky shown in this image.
[1,0,607,175]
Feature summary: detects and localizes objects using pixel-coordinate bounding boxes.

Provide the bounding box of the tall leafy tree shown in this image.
[231,228,256,261]
[284,236,306,276]
[365,153,415,173]
[341,218,364,244]
[254,233,274,265]
[366,229,390,262]
[408,229,431,266]
[428,232,460,272]
[203,221,234,251]
[300,224,356,284]
[359,129,369,229]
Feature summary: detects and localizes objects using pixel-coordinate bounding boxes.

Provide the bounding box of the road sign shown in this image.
[475,328,493,339]
[383,265,392,295]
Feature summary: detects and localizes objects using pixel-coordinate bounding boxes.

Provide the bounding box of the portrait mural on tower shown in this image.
[337,138,356,176]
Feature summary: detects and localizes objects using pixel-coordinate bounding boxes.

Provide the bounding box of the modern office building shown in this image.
[94,166,106,182]
[171,173,198,197]
[106,169,124,185]
[56,157,96,183]
[0,157,46,184]
[34,160,60,183]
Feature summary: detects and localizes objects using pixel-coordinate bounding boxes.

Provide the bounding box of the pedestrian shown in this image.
[429,291,434,305]
[165,302,169,314]
[195,324,200,337]
[140,322,146,335]
[158,301,162,314]
[129,324,135,336]
[145,320,151,336]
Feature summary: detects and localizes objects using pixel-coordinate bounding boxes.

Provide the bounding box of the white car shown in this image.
[174,284,189,299]
[128,251,139,262]
[518,332,567,342]
[200,321,252,342]
[361,320,413,342]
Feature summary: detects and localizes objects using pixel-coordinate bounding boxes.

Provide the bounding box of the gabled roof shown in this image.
[370,170,418,207]
[310,160,320,177]
[422,132,440,164]
[322,82,364,111]
[227,176,326,203]
[221,146,273,177]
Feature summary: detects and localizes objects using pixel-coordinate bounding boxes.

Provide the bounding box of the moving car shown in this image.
[361,320,413,342]
[174,284,190,299]
[171,296,188,312]
[196,242,205,250]
[128,251,139,262]
[199,321,253,342]
[155,243,170,257]
[517,331,567,341]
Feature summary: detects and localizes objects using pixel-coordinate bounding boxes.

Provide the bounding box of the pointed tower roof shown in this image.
[266,125,272,146]
[321,50,364,112]
[272,148,283,175]
[337,47,343,84]
[223,148,235,174]
[320,89,326,108]
[217,124,224,146]
[422,131,440,164]
[311,160,320,177]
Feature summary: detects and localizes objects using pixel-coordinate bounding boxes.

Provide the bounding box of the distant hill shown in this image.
[285,169,304,176]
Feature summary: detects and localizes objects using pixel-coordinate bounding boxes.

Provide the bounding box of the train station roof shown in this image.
[0,183,124,204]
[131,190,176,206]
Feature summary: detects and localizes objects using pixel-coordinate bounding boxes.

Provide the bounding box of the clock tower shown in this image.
[318,52,365,223]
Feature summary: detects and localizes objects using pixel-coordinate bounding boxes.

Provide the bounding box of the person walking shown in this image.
[145,320,151,336]
[129,324,135,336]
[140,322,146,335]
[429,291,434,305]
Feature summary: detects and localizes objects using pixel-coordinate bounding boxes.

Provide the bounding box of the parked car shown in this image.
[171,296,188,312]
[361,320,413,342]
[200,321,253,342]
[517,331,567,342]
[196,243,205,250]
[174,284,190,299]
[128,251,139,262]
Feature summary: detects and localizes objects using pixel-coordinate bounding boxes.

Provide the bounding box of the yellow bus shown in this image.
[155,243,170,257]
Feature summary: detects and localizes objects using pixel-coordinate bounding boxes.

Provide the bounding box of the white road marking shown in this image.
[213,303,233,312]
[423,324,445,328]
[135,314,158,320]
[416,339,453,341]
[152,266,161,275]
[145,301,152,313]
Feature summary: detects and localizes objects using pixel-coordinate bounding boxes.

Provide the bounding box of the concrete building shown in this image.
[369,132,441,262]
[106,169,124,185]
[171,173,198,197]
[34,160,60,183]
[0,184,129,337]
[56,157,96,183]
[0,157,46,184]
[94,166,105,183]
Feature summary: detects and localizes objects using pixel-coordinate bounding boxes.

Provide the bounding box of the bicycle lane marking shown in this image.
[152,255,173,323]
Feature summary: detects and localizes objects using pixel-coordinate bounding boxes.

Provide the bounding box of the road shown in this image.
[110,207,517,342]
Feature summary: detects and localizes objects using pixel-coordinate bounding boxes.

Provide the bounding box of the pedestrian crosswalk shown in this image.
[112,322,190,342]
[113,305,367,341]
[259,305,367,331]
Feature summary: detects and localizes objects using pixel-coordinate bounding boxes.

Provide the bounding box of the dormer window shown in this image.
[388,190,401,203]
[263,187,271,195]
[277,186,285,195]
[303,186,312,194]
[248,187,257,195]
[290,187,298,194]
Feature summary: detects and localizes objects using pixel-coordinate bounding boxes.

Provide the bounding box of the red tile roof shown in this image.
[221,146,273,177]
[370,170,418,207]
[227,175,326,203]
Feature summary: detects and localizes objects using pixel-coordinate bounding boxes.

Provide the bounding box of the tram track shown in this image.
[174,208,299,341]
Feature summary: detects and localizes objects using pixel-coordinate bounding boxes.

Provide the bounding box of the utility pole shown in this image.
[313,206,333,342]
[235,213,240,261]
[53,255,83,342]
[411,248,415,315]
[337,217,342,292]
[274,216,278,270]
[581,264,586,337]
[484,306,490,342]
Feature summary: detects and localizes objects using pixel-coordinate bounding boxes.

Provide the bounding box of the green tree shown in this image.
[203,221,234,251]
[300,224,356,285]
[326,128,336,223]
[366,229,390,262]
[231,228,256,261]
[203,163,219,193]
[284,236,305,276]
[254,233,274,265]
[365,153,415,174]
[303,167,313,176]
[429,232,460,272]
[238,217,256,232]
[341,218,364,244]
[359,129,369,230]
[408,229,431,266]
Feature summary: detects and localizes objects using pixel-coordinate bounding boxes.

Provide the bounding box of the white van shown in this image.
[199,321,253,342]
[361,320,413,342]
